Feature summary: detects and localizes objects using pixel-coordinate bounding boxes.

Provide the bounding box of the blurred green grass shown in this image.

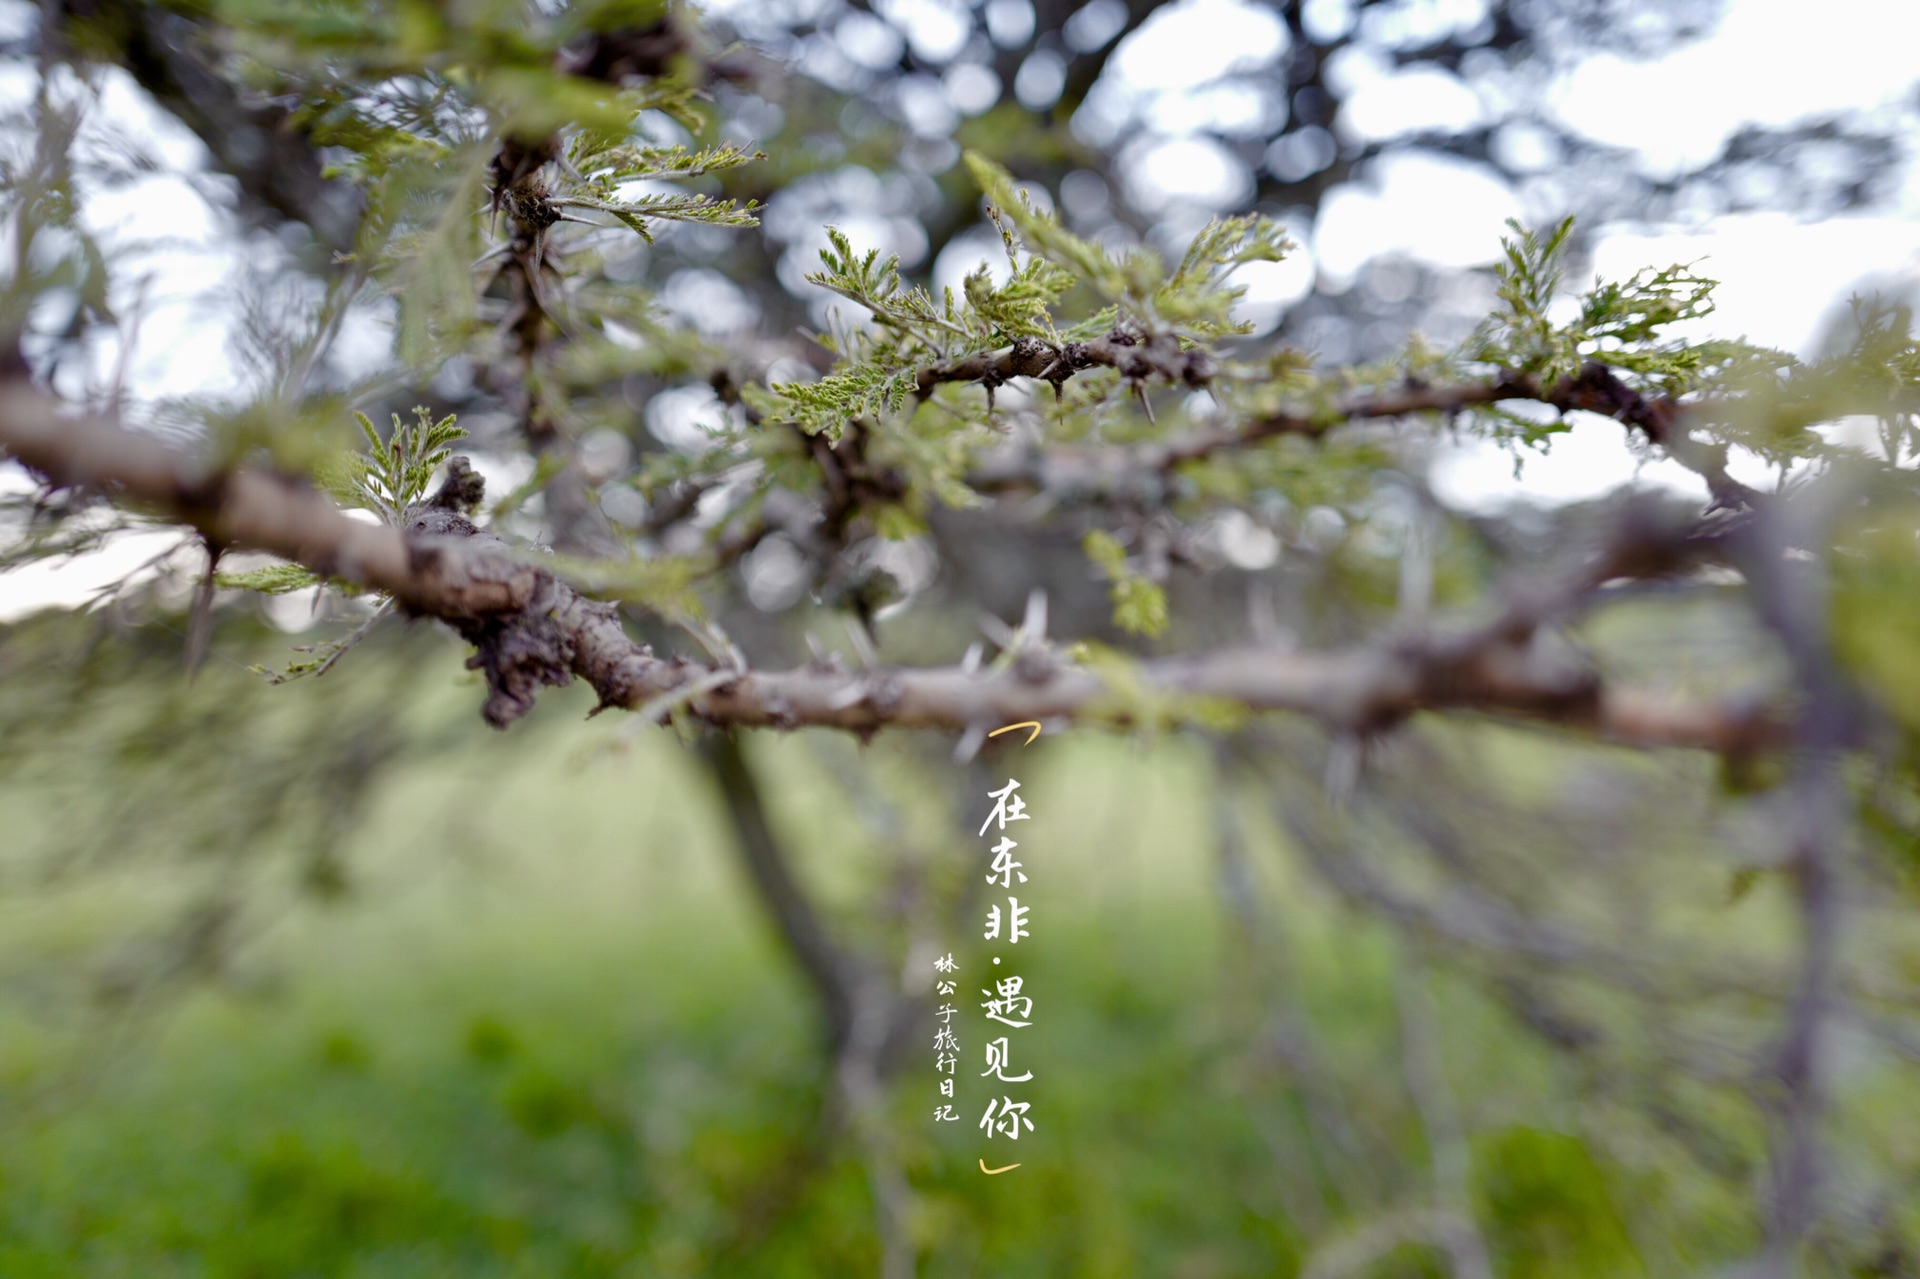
[0,613,1879,1275]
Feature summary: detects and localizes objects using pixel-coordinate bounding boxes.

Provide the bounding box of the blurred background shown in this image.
[5,0,1920,1275]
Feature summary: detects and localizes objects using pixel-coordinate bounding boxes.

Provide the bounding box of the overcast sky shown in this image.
[3,0,1919,619]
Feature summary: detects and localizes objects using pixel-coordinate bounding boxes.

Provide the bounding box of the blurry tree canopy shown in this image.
[6,2,1920,1276]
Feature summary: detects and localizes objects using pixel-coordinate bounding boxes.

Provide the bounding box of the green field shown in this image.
[0,613,1902,1276]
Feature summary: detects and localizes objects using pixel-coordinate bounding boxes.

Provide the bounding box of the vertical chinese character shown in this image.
[981,1036,1033,1082]
[978,1096,1034,1139]
[982,897,1029,943]
[986,838,1027,888]
[932,951,961,1124]
[979,778,1030,836]
[969,756,1043,1148]
[982,975,1033,1027]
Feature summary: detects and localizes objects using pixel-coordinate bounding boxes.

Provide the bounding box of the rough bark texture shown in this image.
[0,381,1783,752]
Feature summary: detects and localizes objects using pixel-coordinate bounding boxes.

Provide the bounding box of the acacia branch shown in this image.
[0,383,1781,752]
[680,360,1745,556]
[915,330,1214,402]
[964,360,1718,499]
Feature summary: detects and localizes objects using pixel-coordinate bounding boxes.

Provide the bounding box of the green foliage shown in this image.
[336,407,468,526]
[1053,642,1252,738]
[213,0,762,374]
[1083,530,1170,639]
[0,121,112,363]
[219,406,460,687]
[963,151,1291,340]
[386,142,493,369]
[763,223,1083,442]
[235,1131,460,1271]
[1468,216,1578,377]
[0,610,422,960]
[962,252,1077,343]
[559,137,764,241]
[1831,499,1920,734]
[1746,294,1920,463]
[555,188,762,242]
[1110,569,1170,640]
[1449,217,1807,458]
[761,153,1289,459]
[870,502,927,541]
[766,351,918,444]
[464,1014,521,1065]
[1475,1127,1650,1277]
[7,623,1920,1275]
[1465,216,1720,392]
[214,563,324,596]
[499,1065,609,1138]
[27,8,1920,1277]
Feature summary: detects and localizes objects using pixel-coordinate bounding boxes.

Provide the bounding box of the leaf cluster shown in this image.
[334,407,468,526]
[1083,530,1170,638]
[963,152,1290,342]
[1465,216,1719,393]
[215,563,325,596]
[759,153,1291,444]
[558,137,765,241]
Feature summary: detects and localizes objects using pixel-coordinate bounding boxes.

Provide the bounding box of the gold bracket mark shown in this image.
[988,721,1042,747]
[979,1159,1022,1175]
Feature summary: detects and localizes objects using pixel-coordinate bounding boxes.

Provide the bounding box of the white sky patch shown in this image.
[1125,135,1252,212]
[0,529,194,622]
[1588,215,1920,356]
[1108,0,1287,93]
[1337,67,1484,142]
[87,64,209,172]
[646,384,734,454]
[984,0,1036,48]
[0,0,34,43]
[1312,151,1523,287]
[1064,0,1129,52]
[330,298,399,380]
[1428,414,1709,512]
[0,461,192,623]
[1013,50,1067,110]
[875,0,972,63]
[1146,81,1283,137]
[661,266,761,337]
[932,224,1012,298]
[1228,254,1317,337]
[834,11,903,70]
[1550,0,1920,177]
[944,61,1002,116]
[80,171,221,246]
[896,72,961,136]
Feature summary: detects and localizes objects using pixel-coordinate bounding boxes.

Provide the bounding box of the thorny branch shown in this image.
[685,349,1766,561]
[960,356,1759,511]
[660,354,1765,589]
[0,380,1785,753]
